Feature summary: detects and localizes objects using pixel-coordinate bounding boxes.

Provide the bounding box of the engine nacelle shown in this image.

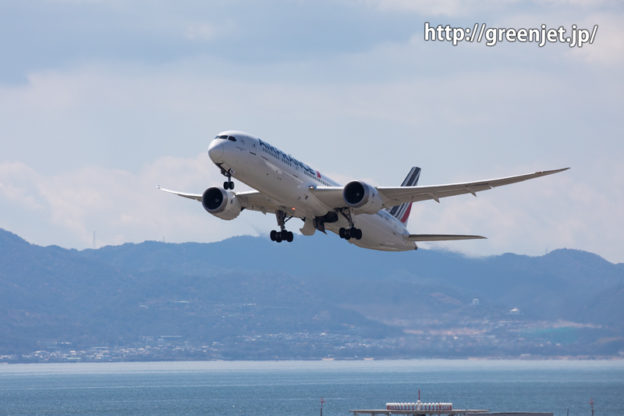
[342,181,383,214]
[202,187,242,220]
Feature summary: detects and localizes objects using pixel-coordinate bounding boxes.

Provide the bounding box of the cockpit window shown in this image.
[214,135,237,141]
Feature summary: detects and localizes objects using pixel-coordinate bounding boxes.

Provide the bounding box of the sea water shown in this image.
[0,360,622,416]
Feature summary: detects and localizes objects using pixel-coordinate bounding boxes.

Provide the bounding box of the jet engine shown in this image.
[342,181,383,214]
[202,187,242,220]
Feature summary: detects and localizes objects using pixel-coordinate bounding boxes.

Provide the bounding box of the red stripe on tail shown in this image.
[400,203,412,224]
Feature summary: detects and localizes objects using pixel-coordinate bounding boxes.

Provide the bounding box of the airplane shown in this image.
[159,130,568,252]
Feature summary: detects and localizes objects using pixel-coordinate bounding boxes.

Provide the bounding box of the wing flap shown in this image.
[308,186,345,208]
[236,192,283,214]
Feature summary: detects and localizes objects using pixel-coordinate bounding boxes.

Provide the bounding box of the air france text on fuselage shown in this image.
[258,138,331,186]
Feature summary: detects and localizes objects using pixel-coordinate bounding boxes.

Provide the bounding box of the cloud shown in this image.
[0,155,272,249]
[410,163,624,263]
[185,23,216,41]
[0,163,45,211]
[369,0,621,17]
[568,14,624,66]
[0,1,622,262]
[0,56,619,239]
[3,154,622,262]
[369,0,520,17]
[492,8,624,67]
[0,0,416,83]
[541,0,621,7]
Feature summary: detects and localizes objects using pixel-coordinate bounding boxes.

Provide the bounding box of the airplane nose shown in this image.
[208,140,224,162]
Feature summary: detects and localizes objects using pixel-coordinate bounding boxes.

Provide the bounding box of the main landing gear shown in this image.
[224,180,234,190]
[339,227,362,240]
[337,208,362,240]
[270,210,294,243]
[270,229,293,243]
[219,165,235,190]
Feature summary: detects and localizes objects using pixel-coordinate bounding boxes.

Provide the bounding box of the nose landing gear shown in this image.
[218,165,235,190]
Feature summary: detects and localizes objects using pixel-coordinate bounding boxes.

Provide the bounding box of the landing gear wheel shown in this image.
[285,231,294,242]
[339,227,361,240]
[271,210,294,244]
[337,209,362,240]
[351,227,362,240]
[219,165,235,190]
[270,230,293,243]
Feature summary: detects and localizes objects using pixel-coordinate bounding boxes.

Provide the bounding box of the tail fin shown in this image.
[387,167,420,224]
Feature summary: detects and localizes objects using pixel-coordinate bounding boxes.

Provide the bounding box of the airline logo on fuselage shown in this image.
[258,138,327,184]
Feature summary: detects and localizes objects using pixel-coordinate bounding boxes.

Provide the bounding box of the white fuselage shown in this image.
[208,131,416,251]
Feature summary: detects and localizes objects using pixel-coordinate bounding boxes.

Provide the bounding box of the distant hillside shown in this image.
[0,228,622,361]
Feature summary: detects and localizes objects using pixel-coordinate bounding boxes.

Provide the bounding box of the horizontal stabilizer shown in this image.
[408,234,486,241]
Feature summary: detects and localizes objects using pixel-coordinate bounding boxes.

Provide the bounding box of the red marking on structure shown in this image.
[316,171,321,178]
[400,203,413,224]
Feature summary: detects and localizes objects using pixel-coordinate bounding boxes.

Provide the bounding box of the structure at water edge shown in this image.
[350,392,552,416]
[351,404,552,416]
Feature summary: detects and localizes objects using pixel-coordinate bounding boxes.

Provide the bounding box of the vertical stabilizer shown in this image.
[387,167,420,224]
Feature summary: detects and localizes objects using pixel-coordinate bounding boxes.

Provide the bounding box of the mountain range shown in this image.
[1,228,622,361]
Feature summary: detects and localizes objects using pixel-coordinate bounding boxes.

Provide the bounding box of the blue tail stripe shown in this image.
[388,167,420,221]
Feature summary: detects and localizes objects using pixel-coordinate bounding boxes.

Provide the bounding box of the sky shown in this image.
[1,0,622,262]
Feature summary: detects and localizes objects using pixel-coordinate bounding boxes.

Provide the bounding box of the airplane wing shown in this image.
[310,168,569,208]
[157,186,283,215]
[237,192,284,214]
[157,186,202,201]
[408,234,486,241]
